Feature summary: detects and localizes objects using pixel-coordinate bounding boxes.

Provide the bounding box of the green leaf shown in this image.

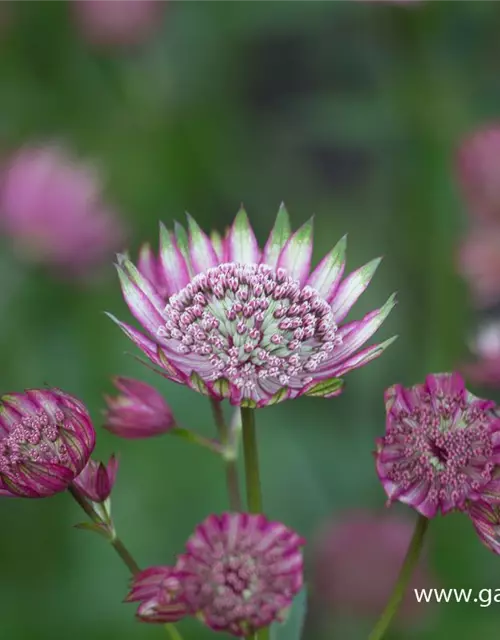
[271,587,308,640]
[74,521,111,540]
[304,377,344,397]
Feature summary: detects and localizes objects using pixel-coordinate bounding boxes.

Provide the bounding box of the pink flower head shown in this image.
[462,322,500,387]
[0,388,95,498]
[73,454,118,503]
[103,377,176,439]
[457,227,500,307]
[72,0,165,49]
[126,566,189,623]
[312,510,433,619]
[469,501,500,556]
[375,373,500,518]
[176,512,305,636]
[0,145,125,277]
[456,125,500,224]
[110,206,396,407]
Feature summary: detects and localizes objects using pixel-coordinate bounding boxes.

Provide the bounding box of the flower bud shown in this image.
[103,377,175,439]
[73,454,118,503]
[0,388,95,498]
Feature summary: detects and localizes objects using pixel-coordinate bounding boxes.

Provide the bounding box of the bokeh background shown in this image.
[1,1,500,639]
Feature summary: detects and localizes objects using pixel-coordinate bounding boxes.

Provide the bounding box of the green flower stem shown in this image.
[210,398,243,511]
[241,407,262,514]
[241,408,270,640]
[164,623,183,640]
[368,514,429,640]
[69,484,140,573]
[69,485,184,640]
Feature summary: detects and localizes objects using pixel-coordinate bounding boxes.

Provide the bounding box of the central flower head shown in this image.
[158,262,339,395]
[176,512,305,637]
[110,206,396,406]
[375,373,500,518]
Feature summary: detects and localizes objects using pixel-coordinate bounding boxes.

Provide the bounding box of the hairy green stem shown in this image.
[210,398,243,511]
[368,514,429,640]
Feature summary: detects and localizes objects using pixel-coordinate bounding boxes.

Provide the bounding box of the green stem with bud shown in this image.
[211,398,243,511]
[241,407,270,640]
[368,514,429,640]
[69,484,184,640]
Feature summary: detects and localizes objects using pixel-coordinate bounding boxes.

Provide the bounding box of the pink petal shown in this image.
[331,257,382,323]
[277,217,314,285]
[159,223,190,296]
[187,214,218,275]
[261,203,291,268]
[307,235,346,302]
[227,207,261,264]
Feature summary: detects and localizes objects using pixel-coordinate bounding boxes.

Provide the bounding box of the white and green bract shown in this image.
[109,205,396,407]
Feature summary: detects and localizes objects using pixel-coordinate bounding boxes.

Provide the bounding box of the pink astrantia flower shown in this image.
[312,510,433,619]
[125,566,190,623]
[375,372,500,518]
[103,377,176,439]
[0,145,125,276]
[126,513,304,636]
[457,228,500,307]
[110,206,396,407]
[456,125,500,224]
[177,512,304,636]
[0,388,95,498]
[469,501,500,556]
[73,455,118,503]
[72,0,165,49]
[462,322,500,387]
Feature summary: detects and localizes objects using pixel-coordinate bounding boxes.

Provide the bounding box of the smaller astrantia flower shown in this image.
[111,206,396,407]
[456,125,500,223]
[469,501,500,556]
[73,454,118,503]
[126,566,190,623]
[103,377,176,439]
[375,373,500,518]
[0,388,95,498]
[176,512,305,637]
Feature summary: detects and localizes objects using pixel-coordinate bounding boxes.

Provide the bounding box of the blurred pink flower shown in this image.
[462,322,500,386]
[456,125,500,224]
[72,0,166,49]
[457,228,500,307]
[312,510,434,620]
[0,145,125,276]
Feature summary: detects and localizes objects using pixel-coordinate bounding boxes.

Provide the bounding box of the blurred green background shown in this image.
[1,1,500,639]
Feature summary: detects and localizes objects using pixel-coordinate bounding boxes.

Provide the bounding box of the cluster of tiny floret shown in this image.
[385,391,494,506]
[156,263,340,390]
[0,410,70,474]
